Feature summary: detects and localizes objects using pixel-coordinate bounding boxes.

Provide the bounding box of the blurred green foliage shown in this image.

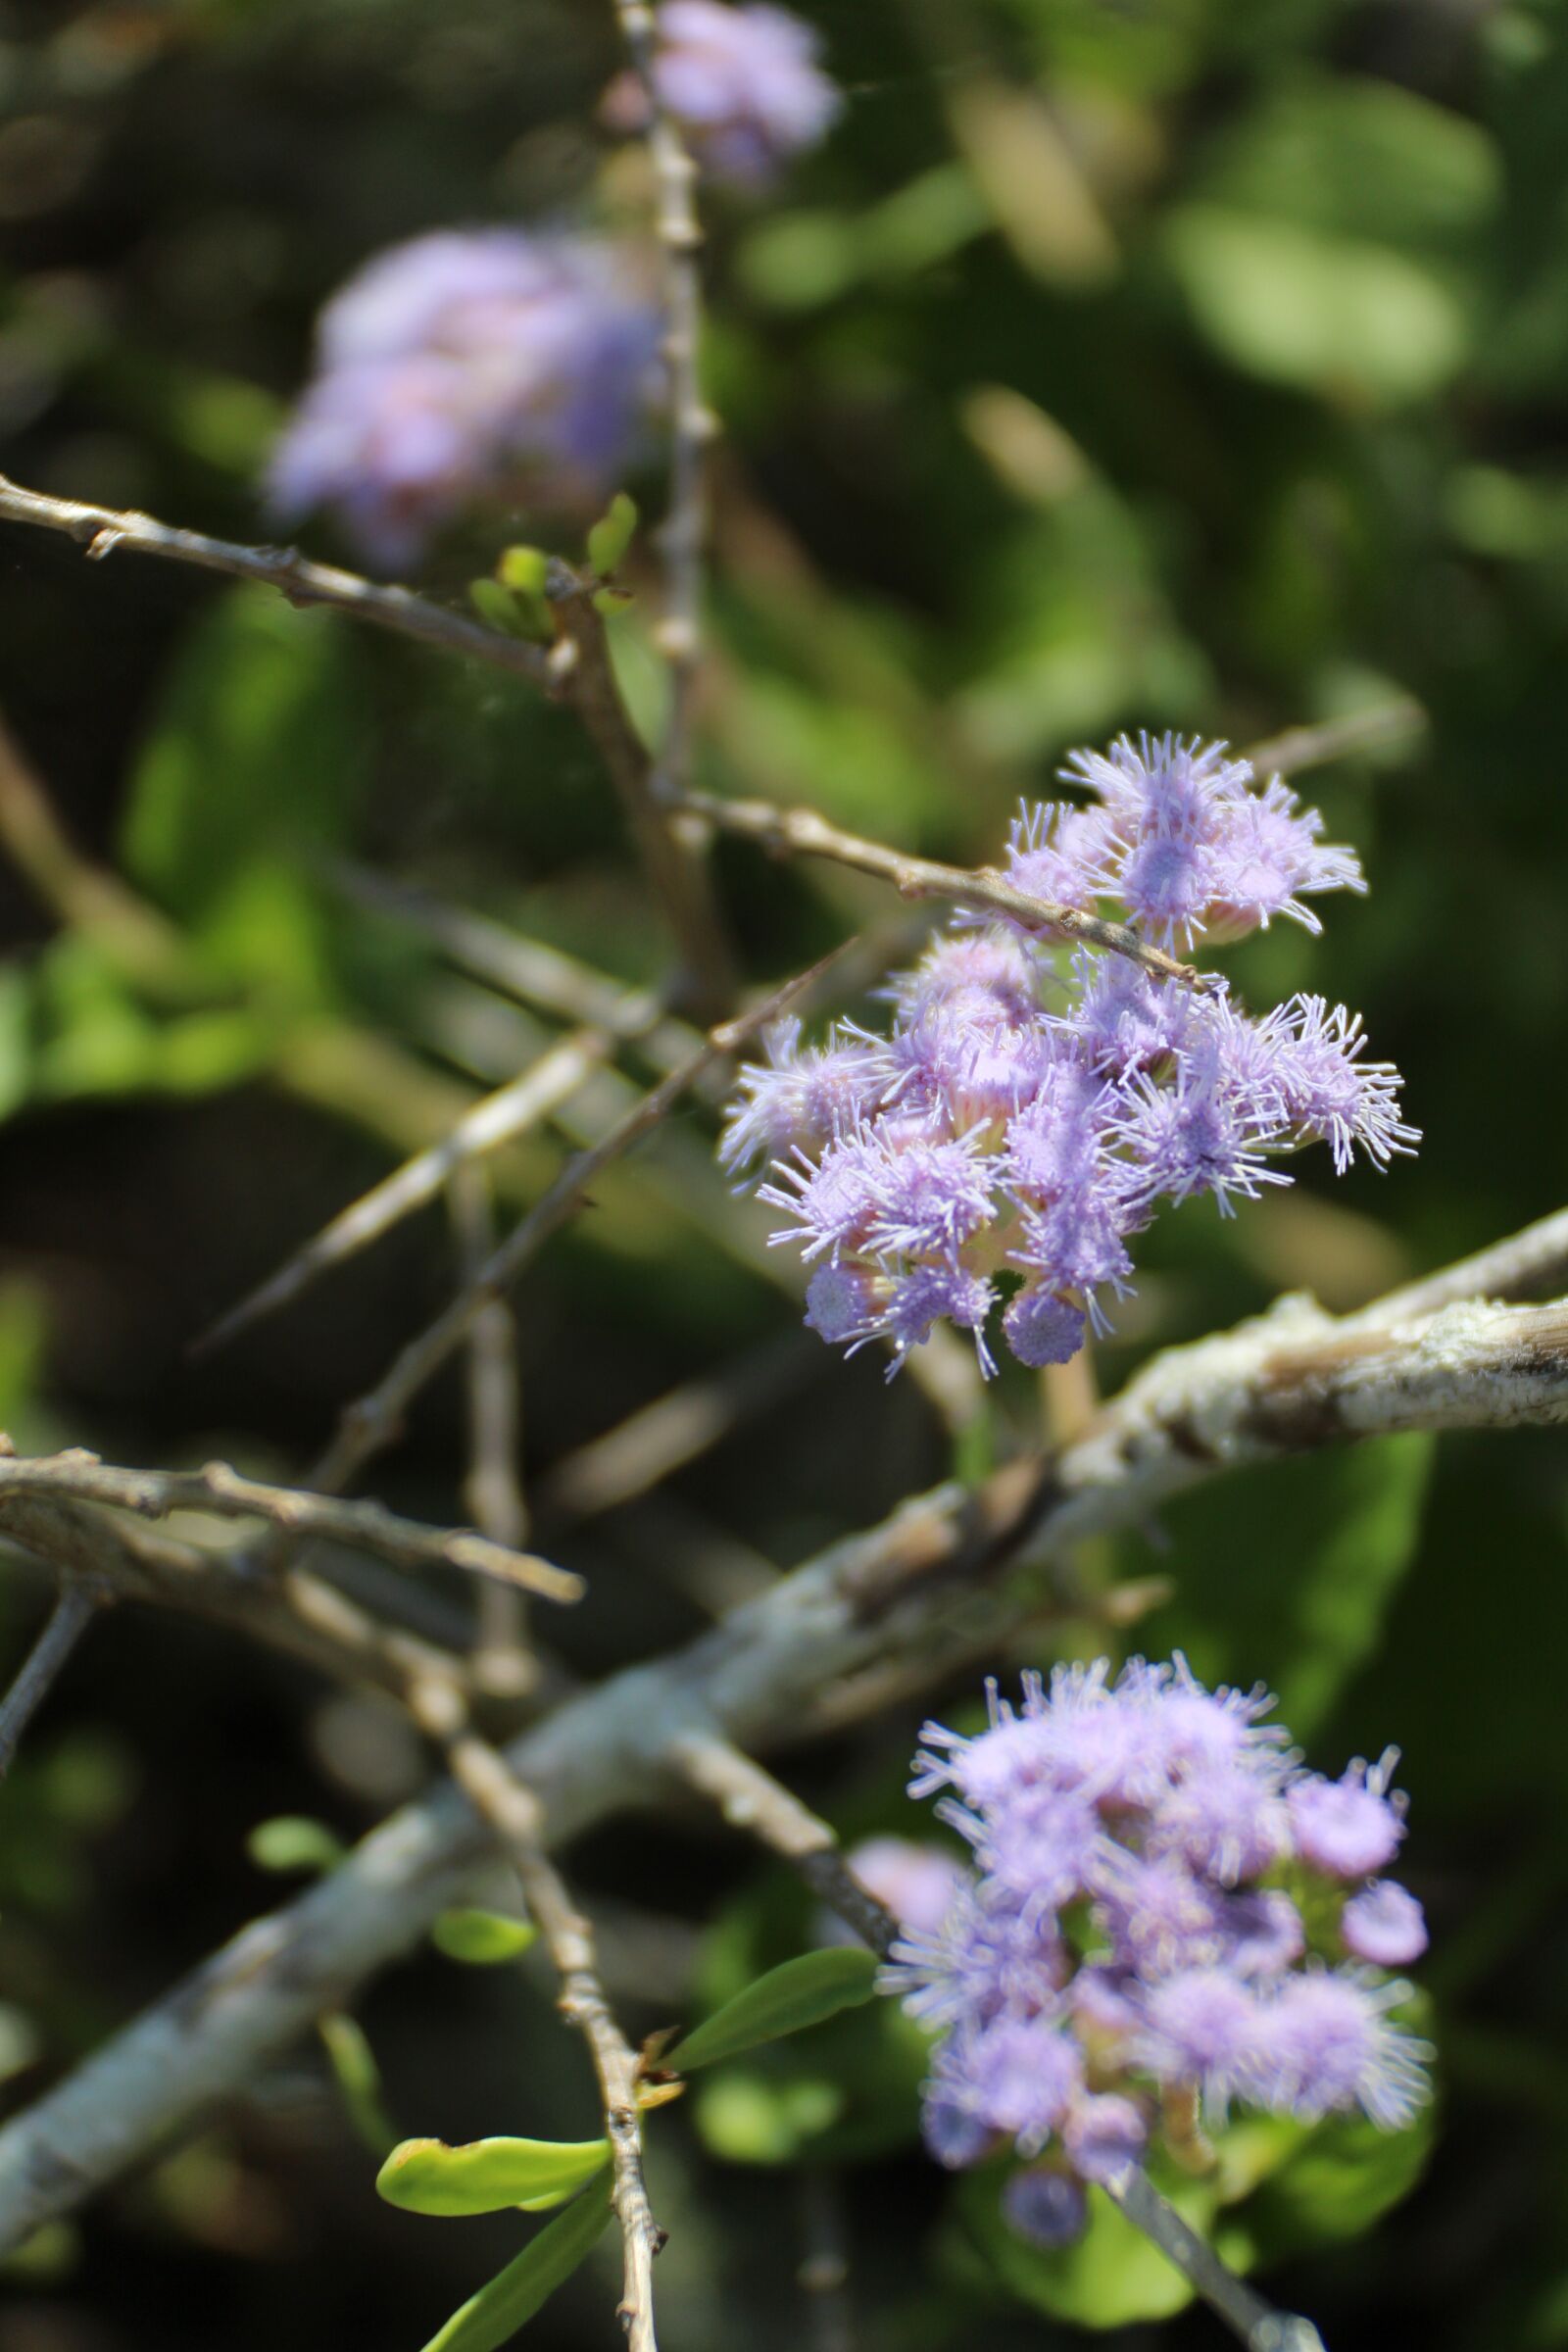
[2,1,1568,2348]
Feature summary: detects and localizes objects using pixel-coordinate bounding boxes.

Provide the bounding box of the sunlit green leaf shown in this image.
[949,2162,1217,2328]
[377,2135,611,2218]
[246,1815,346,1876]
[586,494,637,578]
[666,1946,879,2074]
[431,1908,538,1965]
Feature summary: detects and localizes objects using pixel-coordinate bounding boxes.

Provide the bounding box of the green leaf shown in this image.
[119,585,368,993]
[246,1816,346,1876]
[377,2135,612,2218]
[1126,1433,1433,1740]
[468,578,531,636]
[318,2013,397,2158]
[586,494,638,578]
[498,545,552,595]
[1231,2098,1436,2266]
[431,1908,538,1965]
[665,1946,879,2074]
[950,2162,1219,2328]
[419,2174,612,2352]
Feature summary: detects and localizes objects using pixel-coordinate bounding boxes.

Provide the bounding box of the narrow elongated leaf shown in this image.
[420,2172,613,2352]
[318,2013,396,2158]
[431,1909,538,1965]
[377,2135,611,2218]
[665,1946,879,2074]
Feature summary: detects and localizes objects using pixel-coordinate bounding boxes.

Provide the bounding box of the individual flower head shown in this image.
[1135,1966,1268,2115]
[719,1018,892,1171]
[1248,1971,1431,2130]
[268,230,661,570]
[1288,1752,1407,1880]
[884,1657,1432,2193]
[603,1,839,186]
[1003,2165,1089,2246]
[1203,777,1365,943]
[1342,1883,1429,1968]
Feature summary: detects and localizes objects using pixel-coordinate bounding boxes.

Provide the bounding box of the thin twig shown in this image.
[1102,2170,1326,2352]
[407,1680,662,2352]
[6,1250,1568,2237]
[0,470,554,687]
[193,1023,618,1358]
[0,1581,104,1775]
[547,565,732,1014]
[1242,698,1426,782]
[673,789,1199,987]
[297,945,852,1506]
[0,1480,487,1709]
[666,1730,900,1956]
[610,0,711,802]
[535,1330,820,1526]
[1350,1200,1568,1326]
[450,1162,533,1695]
[0,474,727,1001]
[0,1450,581,1604]
[329,863,707,1075]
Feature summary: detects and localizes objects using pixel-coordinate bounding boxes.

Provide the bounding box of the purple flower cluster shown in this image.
[880,1657,1432,2243]
[268,230,662,570]
[603,1,840,187]
[722,735,1416,1374]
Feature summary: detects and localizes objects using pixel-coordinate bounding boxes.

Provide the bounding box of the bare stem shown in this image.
[610,0,711,799]
[0,1581,104,1775]
[0,470,553,687]
[1103,2170,1327,2352]
[674,789,1199,987]
[4,1249,1568,2240]
[297,944,851,1508]
[666,1730,900,1957]
[0,1450,580,1604]
[0,474,729,1004]
[450,1162,533,1693]
[408,1680,662,2352]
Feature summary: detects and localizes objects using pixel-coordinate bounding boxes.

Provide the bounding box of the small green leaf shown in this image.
[468,579,529,636]
[586,493,638,577]
[432,1909,539,1965]
[419,2173,613,2352]
[246,1816,346,1876]
[318,2013,397,2158]
[665,1946,879,2074]
[377,2135,612,2218]
[498,544,551,595]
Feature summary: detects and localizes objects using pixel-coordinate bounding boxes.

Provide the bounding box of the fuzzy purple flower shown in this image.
[722,731,1414,1378]
[1342,1883,1429,1968]
[1288,1753,1406,1880]
[603,1,840,187]
[880,1655,1431,2235]
[268,230,662,570]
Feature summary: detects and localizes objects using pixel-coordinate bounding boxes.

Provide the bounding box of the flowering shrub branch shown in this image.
[1,1238,1565,2258]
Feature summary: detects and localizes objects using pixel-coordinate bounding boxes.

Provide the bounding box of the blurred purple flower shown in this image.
[603,1,840,187]
[881,1655,1432,2192]
[1342,1882,1429,1967]
[268,230,662,570]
